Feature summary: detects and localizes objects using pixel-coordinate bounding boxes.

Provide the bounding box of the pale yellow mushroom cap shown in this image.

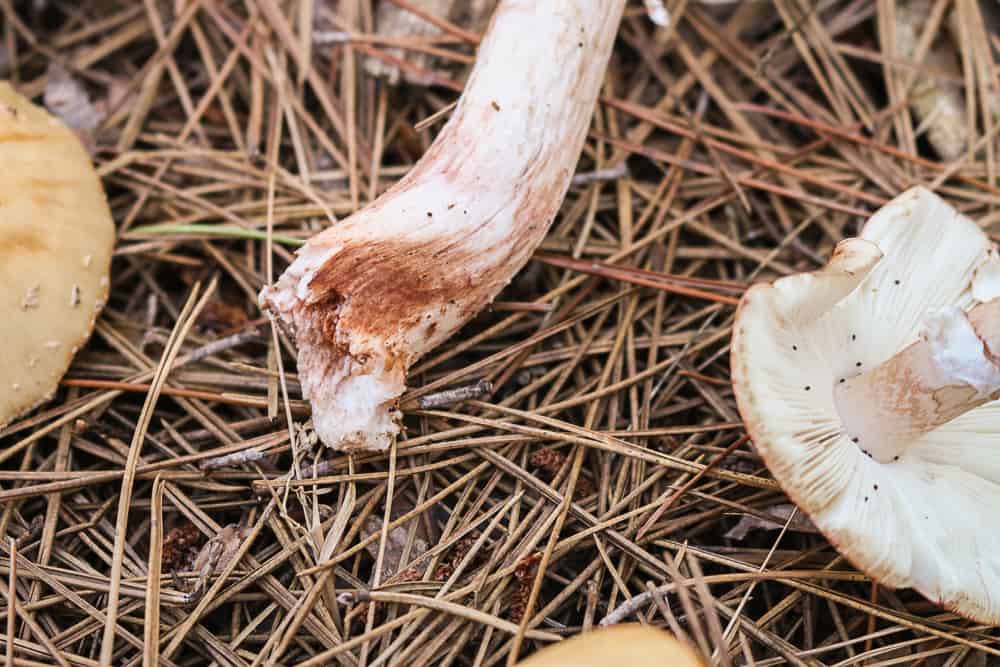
[515,625,704,666]
[0,82,114,427]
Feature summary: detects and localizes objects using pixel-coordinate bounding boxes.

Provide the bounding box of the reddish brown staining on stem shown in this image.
[513,166,570,239]
[292,293,353,385]
[306,236,504,339]
[968,298,1000,363]
[929,384,985,419]
[425,320,439,338]
[837,342,958,446]
[302,293,345,345]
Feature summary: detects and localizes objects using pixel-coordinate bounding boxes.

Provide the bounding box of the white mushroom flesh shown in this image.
[260,0,626,451]
[732,186,1000,622]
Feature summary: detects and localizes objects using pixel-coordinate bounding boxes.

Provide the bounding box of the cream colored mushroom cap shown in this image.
[515,625,704,666]
[0,82,113,427]
[732,186,1000,623]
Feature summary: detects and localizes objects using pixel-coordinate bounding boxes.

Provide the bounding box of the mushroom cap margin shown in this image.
[0,82,114,428]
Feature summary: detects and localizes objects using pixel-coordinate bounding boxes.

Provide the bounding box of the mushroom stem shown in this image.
[834,298,1000,462]
[260,0,626,450]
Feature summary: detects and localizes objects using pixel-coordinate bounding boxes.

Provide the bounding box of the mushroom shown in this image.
[0,83,114,428]
[514,624,704,666]
[732,186,1000,622]
[260,0,626,450]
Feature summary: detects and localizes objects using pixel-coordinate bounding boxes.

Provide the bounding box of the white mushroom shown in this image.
[0,83,114,429]
[260,0,625,450]
[732,186,1000,623]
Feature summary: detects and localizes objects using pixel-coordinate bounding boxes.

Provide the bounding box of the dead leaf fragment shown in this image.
[724,504,818,541]
[362,516,429,579]
[43,64,101,132]
[192,523,249,577]
[360,494,436,579]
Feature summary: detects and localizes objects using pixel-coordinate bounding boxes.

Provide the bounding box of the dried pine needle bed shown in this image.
[2,1,1000,665]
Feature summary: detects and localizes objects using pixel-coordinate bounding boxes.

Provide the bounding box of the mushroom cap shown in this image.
[0,83,114,428]
[515,625,703,666]
[732,186,1000,623]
